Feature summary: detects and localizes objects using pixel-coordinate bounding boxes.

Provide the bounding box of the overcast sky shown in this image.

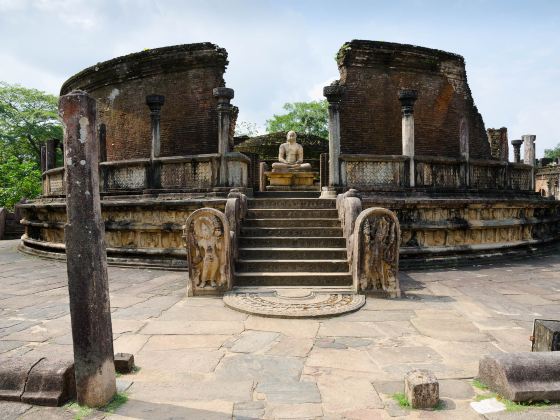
[1,0,559,157]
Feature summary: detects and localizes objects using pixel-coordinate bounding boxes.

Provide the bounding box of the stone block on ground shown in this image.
[21,358,75,406]
[404,369,439,409]
[477,352,560,402]
[532,319,560,351]
[0,357,43,402]
[114,353,135,374]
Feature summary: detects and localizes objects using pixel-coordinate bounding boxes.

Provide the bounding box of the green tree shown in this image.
[0,156,42,210]
[266,100,328,139]
[0,82,62,165]
[544,143,560,160]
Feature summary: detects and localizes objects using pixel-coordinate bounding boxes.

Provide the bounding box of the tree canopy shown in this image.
[0,82,62,165]
[544,143,560,160]
[0,82,60,209]
[265,100,328,139]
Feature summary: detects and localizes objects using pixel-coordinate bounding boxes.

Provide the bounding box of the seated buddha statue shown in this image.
[271,131,312,171]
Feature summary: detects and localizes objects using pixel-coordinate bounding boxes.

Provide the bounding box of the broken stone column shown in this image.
[398,89,418,187]
[487,128,509,161]
[59,90,116,407]
[40,145,47,172]
[323,83,345,189]
[213,87,235,187]
[146,94,165,190]
[522,134,536,190]
[405,369,439,409]
[511,139,523,163]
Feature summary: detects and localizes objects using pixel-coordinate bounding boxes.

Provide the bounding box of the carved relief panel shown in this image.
[183,208,231,296]
[352,207,401,297]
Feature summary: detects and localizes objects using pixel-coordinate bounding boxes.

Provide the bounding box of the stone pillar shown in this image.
[511,139,523,163]
[213,87,235,187]
[487,127,509,161]
[146,95,165,189]
[59,90,116,407]
[98,123,107,163]
[398,89,418,187]
[46,139,58,170]
[522,134,536,189]
[323,84,345,189]
[40,145,47,173]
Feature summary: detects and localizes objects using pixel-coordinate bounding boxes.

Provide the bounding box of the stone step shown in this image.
[234,272,353,287]
[240,227,342,237]
[243,218,340,228]
[239,247,348,260]
[254,191,320,199]
[239,237,346,248]
[236,259,349,273]
[247,209,339,219]
[248,198,335,209]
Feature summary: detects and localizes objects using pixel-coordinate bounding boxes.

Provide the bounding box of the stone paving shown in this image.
[1,238,560,419]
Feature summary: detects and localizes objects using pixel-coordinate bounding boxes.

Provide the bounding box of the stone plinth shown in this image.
[478,352,560,402]
[265,171,317,190]
[532,319,560,352]
[404,369,439,409]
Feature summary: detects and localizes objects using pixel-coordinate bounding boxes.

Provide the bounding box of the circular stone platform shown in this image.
[223,289,365,318]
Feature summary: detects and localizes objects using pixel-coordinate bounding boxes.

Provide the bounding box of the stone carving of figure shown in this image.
[352,208,401,297]
[271,131,312,171]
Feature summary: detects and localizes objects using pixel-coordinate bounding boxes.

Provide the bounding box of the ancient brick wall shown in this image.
[335,40,491,159]
[61,43,228,161]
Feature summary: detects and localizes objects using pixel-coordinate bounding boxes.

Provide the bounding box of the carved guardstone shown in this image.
[183,208,232,296]
[352,207,401,297]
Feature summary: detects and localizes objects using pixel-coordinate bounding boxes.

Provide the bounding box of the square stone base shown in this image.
[265,171,317,188]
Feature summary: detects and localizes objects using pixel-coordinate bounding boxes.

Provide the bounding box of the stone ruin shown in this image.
[14,40,560,295]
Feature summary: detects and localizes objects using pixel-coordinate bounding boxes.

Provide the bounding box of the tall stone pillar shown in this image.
[323,84,345,189]
[59,90,116,407]
[511,139,523,163]
[522,134,536,189]
[146,95,165,189]
[40,145,47,173]
[213,87,235,187]
[398,89,418,187]
[46,139,58,170]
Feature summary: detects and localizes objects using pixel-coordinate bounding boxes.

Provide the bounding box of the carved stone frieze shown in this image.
[352,207,401,297]
[182,208,231,296]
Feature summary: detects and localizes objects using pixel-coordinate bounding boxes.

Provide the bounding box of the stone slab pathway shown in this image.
[1,239,560,419]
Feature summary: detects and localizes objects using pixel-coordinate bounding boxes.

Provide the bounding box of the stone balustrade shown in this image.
[336,154,533,192]
[42,153,250,196]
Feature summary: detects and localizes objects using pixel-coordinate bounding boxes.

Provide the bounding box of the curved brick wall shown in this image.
[336,40,490,159]
[61,43,228,161]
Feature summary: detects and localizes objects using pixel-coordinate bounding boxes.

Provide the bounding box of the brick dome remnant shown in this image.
[335,40,490,159]
[61,43,229,161]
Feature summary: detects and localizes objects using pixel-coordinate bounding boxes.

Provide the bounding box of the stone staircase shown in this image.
[235,191,352,287]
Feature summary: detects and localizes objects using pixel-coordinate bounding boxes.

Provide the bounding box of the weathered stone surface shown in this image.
[244,316,319,338]
[352,207,401,297]
[255,380,321,404]
[215,354,303,382]
[317,376,383,414]
[404,369,439,409]
[21,358,75,406]
[0,357,41,402]
[0,401,33,419]
[532,319,560,352]
[114,353,135,374]
[230,331,279,353]
[478,352,560,402]
[60,90,116,407]
[233,401,265,419]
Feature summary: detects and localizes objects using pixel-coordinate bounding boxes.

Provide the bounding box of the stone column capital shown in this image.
[323,84,346,104]
[398,89,418,116]
[213,87,235,103]
[146,94,165,114]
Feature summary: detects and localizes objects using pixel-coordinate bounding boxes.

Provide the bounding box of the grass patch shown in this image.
[474,392,498,402]
[63,391,129,419]
[103,391,129,414]
[501,398,552,412]
[64,401,93,420]
[392,392,411,408]
[472,379,489,390]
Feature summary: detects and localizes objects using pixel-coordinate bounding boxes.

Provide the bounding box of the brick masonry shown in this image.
[60,43,229,161]
[334,40,491,159]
